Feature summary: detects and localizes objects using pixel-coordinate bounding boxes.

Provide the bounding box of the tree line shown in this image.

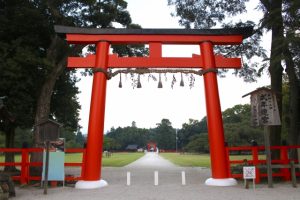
[105,104,265,153]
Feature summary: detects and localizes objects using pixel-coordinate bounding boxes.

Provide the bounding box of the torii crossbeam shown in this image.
[55,25,252,189]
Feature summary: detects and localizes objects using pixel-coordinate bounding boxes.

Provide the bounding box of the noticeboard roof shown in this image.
[34,119,62,128]
[242,87,276,98]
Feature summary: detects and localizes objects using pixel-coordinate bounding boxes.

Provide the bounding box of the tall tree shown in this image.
[33,0,132,144]
[106,125,148,150]
[0,0,53,171]
[178,118,207,149]
[222,104,264,146]
[154,119,176,150]
[168,0,300,147]
[1,0,134,172]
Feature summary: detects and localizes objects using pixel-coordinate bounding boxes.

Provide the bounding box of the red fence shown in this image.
[0,148,86,185]
[226,145,300,183]
[1,146,300,185]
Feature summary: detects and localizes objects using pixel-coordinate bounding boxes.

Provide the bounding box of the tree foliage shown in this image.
[31,0,135,145]
[154,119,176,150]
[105,104,264,153]
[179,104,264,153]
[0,0,138,172]
[223,104,264,146]
[177,118,207,149]
[0,0,138,146]
[168,0,300,147]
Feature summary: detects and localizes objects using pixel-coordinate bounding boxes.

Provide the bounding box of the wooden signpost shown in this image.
[243,87,281,188]
[34,119,63,194]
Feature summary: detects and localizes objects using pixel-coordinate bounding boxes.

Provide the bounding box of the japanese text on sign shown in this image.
[243,166,256,179]
[250,89,281,126]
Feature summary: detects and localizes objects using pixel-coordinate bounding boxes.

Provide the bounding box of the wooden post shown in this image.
[154,171,158,186]
[290,161,297,188]
[126,172,131,186]
[264,126,273,188]
[44,141,50,195]
[20,149,29,185]
[181,171,186,185]
[225,147,231,177]
[280,146,291,181]
[252,146,261,183]
[80,148,86,179]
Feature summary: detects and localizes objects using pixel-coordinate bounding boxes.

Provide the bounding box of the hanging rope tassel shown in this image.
[158,74,163,88]
[137,75,142,88]
[118,74,122,88]
[180,73,184,87]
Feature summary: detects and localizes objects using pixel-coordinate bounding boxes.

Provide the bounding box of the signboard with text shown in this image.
[248,88,281,126]
[243,166,256,179]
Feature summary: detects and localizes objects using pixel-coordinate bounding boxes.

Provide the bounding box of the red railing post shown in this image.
[20,148,29,185]
[80,149,86,179]
[225,147,231,177]
[252,146,261,183]
[280,146,291,181]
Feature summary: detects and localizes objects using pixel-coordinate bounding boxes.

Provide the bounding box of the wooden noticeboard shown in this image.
[42,151,65,181]
[243,87,281,127]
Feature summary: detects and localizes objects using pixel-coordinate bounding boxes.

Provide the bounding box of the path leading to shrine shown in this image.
[125,152,176,168]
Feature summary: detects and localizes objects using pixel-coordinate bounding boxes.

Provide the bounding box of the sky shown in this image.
[76,0,270,133]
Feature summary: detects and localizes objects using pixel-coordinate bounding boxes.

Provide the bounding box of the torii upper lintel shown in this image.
[55,25,252,69]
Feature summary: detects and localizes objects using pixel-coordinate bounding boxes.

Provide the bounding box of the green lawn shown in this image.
[102,152,144,167]
[161,153,211,167]
[1,152,265,168]
[160,153,266,167]
[0,152,144,167]
[65,152,144,167]
[0,154,21,162]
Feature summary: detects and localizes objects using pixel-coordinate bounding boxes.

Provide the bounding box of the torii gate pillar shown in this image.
[75,41,109,189]
[200,41,237,186]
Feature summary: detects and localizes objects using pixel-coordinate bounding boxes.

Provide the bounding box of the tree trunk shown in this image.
[30,32,83,175]
[30,35,67,175]
[283,43,300,155]
[268,0,284,158]
[4,125,17,172]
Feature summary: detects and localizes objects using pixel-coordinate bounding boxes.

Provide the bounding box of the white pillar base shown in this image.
[205,178,237,186]
[75,179,108,189]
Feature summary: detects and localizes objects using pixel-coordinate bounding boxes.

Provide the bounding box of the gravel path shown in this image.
[125,152,176,168]
[14,153,300,200]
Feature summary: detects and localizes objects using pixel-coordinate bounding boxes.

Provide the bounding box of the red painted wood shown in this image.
[83,41,109,181]
[67,54,241,69]
[0,146,299,184]
[226,145,300,183]
[252,146,261,183]
[280,146,291,181]
[200,41,229,179]
[66,34,243,45]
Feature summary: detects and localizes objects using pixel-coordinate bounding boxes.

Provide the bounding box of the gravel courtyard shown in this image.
[14,153,300,200]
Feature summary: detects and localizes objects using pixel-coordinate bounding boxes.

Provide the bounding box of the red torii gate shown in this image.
[55,25,252,189]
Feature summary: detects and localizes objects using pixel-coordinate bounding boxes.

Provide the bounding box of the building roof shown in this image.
[126,144,139,150]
